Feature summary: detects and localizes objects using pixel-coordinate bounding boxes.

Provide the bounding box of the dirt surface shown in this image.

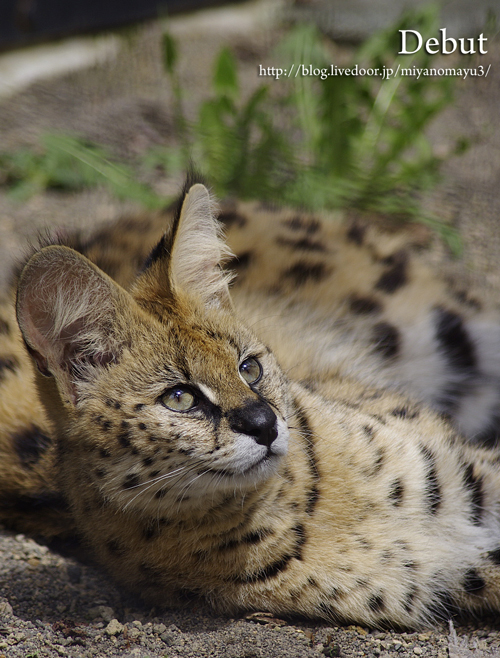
[0,1,500,656]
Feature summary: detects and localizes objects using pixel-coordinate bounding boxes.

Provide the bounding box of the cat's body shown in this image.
[2,183,500,628]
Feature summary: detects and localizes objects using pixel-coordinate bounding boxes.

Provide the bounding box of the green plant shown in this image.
[157,6,462,249]
[0,6,463,250]
[271,5,461,247]
[0,134,164,208]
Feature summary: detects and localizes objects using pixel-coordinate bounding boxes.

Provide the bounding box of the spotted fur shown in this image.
[2,183,500,628]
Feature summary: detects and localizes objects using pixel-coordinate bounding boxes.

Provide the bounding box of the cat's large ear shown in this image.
[17,246,132,405]
[134,183,234,310]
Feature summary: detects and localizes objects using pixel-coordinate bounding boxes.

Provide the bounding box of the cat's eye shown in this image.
[239,357,262,385]
[160,387,197,412]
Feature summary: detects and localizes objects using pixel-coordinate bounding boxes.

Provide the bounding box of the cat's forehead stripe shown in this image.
[196,383,218,404]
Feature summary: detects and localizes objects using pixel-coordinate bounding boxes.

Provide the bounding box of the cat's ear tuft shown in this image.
[17,246,131,405]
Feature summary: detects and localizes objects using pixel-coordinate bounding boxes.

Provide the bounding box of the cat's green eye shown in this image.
[161,387,197,412]
[239,357,262,385]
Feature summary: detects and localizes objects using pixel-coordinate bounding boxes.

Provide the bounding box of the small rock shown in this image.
[0,601,13,617]
[89,605,115,622]
[153,623,167,634]
[413,648,423,656]
[128,627,141,640]
[105,619,124,636]
[160,630,183,646]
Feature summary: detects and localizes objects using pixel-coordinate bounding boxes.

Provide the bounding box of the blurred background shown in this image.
[0,0,499,290]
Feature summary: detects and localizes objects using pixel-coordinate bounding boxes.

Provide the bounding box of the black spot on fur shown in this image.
[219,528,274,551]
[463,463,484,525]
[427,589,456,620]
[346,223,366,245]
[226,251,252,271]
[95,416,112,432]
[178,447,195,456]
[135,403,145,412]
[349,295,382,315]
[306,487,320,515]
[364,448,385,478]
[104,398,121,410]
[0,491,67,515]
[368,594,385,613]
[276,236,327,253]
[391,406,419,420]
[294,402,320,515]
[420,445,441,514]
[107,538,126,555]
[118,421,132,448]
[122,473,140,489]
[375,251,408,294]
[374,447,385,473]
[358,537,372,550]
[138,423,147,431]
[236,527,305,583]
[388,479,404,506]
[94,467,106,478]
[463,569,486,594]
[488,547,500,565]
[236,554,295,582]
[363,425,375,440]
[0,356,18,381]
[434,307,476,372]
[453,289,482,311]
[372,322,400,359]
[0,318,10,335]
[155,488,167,499]
[142,456,154,467]
[282,261,330,287]
[12,425,51,468]
[99,448,111,458]
[403,585,418,613]
[217,210,247,228]
[142,523,162,541]
[291,524,307,559]
[300,379,317,393]
[283,216,320,234]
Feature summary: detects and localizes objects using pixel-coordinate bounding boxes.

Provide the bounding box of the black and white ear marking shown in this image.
[17,246,130,404]
[135,183,234,310]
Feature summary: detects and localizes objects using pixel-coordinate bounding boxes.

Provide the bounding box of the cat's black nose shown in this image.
[228,400,278,447]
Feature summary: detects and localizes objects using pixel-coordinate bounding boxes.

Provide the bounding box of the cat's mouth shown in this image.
[198,424,290,483]
[216,446,285,481]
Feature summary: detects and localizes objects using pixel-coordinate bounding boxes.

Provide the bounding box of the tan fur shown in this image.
[2,185,500,628]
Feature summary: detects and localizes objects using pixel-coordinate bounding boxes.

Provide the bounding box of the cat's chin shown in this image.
[230,451,284,486]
